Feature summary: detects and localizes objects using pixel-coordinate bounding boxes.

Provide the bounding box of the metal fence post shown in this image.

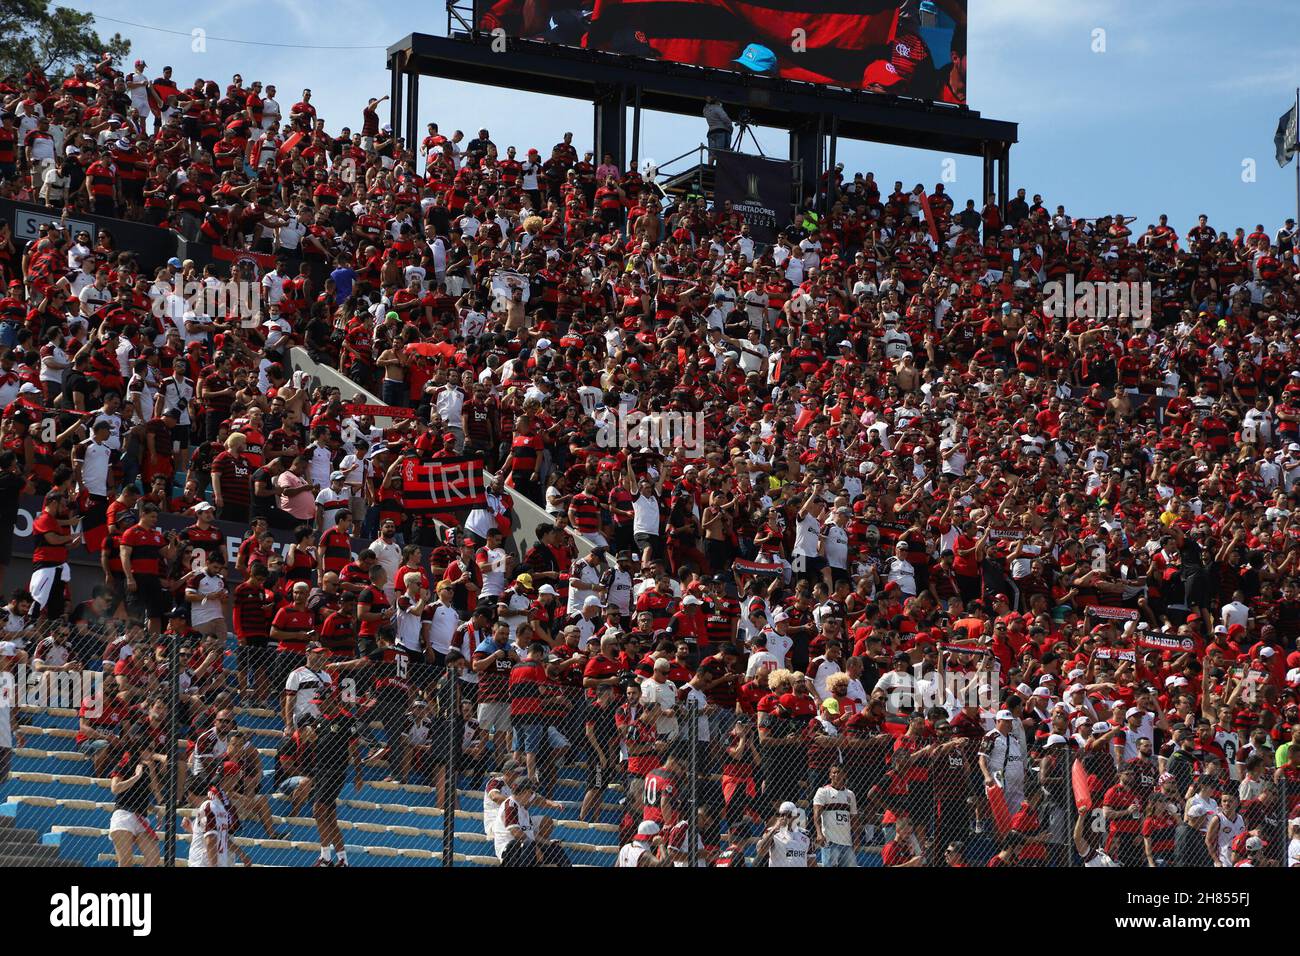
[163,633,180,867]
[1279,770,1289,868]
[442,672,458,867]
[686,700,699,869]
[1064,745,1076,868]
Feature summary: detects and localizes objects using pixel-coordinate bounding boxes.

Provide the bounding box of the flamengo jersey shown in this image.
[188,789,233,867]
[284,666,333,725]
[617,841,650,867]
[643,768,676,824]
[768,826,811,867]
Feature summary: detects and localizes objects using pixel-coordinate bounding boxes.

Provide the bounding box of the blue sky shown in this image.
[67,0,1300,234]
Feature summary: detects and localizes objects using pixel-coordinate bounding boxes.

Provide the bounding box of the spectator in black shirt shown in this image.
[0,451,32,576]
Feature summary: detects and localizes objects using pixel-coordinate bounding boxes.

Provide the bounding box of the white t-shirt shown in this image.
[813,785,857,846]
[823,524,849,569]
[640,677,678,736]
[427,603,459,656]
[187,792,232,868]
[494,796,533,858]
[285,667,333,725]
[792,513,822,558]
[79,440,113,497]
[0,671,14,749]
[477,547,507,598]
[314,487,351,531]
[483,776,512,844]
[768,826,812,867]
[632,493,660,536]
[187,573,227,627]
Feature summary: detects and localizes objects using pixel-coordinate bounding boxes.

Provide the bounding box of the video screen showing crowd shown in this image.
[475,0,968,104]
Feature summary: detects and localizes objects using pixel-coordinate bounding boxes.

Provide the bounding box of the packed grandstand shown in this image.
[0,44,1299,871]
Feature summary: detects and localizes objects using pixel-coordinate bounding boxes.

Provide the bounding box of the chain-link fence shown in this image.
[5,620,1298,868]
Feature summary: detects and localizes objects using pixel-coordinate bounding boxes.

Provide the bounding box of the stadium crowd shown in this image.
[1,50,1300,868]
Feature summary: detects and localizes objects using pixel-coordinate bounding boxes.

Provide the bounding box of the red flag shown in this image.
[400,456,487,513]
[1072,758,1097,812]
[918,190,940,244]
[278,131,303,156]
[985,782,1012,837]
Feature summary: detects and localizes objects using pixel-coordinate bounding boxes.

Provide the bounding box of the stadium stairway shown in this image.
[1,645,909,866]
[1,698,630,867]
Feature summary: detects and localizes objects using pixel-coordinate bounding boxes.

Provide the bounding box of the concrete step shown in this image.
[0,826,40,847]
[0,845,70,866]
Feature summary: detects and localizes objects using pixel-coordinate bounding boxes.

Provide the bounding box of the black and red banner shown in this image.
[344,403,417,420]
[401,456,487,512]
[733,557,784,579]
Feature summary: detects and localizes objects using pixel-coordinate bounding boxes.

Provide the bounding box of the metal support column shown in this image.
[405,69,420,151]
[997,143,1011,216]
[389,59,402,144]
[982,143,995,207]
[630,85,642,170]
[789,120,821,209]
[825,113,839,211]
[593,84,627,170]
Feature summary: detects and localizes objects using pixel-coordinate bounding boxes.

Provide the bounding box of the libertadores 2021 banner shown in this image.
[475,0,968,103]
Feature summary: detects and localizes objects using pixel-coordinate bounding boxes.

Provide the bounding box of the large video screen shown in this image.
[475,0,967,105]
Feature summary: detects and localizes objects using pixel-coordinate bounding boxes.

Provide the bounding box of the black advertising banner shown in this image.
[713,151,793,244]
[0,198,180,268]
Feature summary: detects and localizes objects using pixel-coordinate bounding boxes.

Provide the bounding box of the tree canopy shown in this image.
[0,0,131,80]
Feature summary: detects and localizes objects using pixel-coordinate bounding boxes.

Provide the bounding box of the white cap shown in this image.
[778,801,799,815]
[995,709,1014,721]
[1260,646,1275,658]
[1066,684,1084,695]
[582,595,603,609]
[1068,668,1085,680]
[1045,734,1068,747]
[193,502,215,513]
[1213,625,1228,634]
[19,383,39,394]
[636,820,660,838]
[682,595,702,606]
[1032,687,1051,698]
[1244,836,1263,852]
[0,641,17,657]
[1125,706,1141,719]
[1091,720,1111,734]
[536,338,552,349]
[1073,715,1091,728]
[538,584,558,597]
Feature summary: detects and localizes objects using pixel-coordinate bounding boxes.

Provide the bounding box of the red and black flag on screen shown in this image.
[401,456,488,513]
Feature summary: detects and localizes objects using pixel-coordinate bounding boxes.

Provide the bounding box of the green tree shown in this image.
[0,0,130,80]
